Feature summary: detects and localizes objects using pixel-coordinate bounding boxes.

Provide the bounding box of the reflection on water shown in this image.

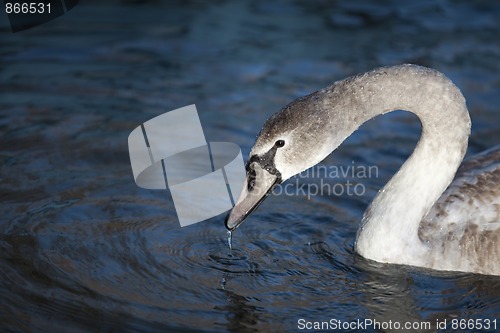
[1,1,500,332]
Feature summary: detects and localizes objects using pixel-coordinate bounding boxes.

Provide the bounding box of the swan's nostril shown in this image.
[247,169,257,191]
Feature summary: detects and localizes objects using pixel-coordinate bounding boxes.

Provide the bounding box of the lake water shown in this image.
[1,1,500,332]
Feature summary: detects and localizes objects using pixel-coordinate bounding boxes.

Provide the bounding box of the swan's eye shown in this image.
[275,139,285,148]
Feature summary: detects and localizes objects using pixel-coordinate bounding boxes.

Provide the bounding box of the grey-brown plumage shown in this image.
[420,146,500,274]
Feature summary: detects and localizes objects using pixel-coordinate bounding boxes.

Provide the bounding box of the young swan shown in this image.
[225,64,500,276]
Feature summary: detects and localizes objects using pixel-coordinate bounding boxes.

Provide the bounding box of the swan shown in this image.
[224,64,500,276]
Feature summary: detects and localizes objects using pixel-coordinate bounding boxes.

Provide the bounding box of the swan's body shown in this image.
[225,64,500,275]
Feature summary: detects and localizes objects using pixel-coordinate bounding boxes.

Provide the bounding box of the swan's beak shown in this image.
[225,163,281,231]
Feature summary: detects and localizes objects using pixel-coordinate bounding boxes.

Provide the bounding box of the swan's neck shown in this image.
[325,66,471,265]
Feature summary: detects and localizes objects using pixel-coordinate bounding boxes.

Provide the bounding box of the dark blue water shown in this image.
[1,1,500,332]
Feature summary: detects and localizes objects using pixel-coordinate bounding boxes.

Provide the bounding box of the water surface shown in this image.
[1,1,500,332]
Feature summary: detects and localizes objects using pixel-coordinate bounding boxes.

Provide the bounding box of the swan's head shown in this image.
[225,91,342,230]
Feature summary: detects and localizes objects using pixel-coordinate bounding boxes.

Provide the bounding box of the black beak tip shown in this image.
[224,213,234,231]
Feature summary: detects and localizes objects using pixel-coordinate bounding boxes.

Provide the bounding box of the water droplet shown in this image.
[220,276,226,290]
[227,229,232,253]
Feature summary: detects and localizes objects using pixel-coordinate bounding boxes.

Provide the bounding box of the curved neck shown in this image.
[324,65,471,265]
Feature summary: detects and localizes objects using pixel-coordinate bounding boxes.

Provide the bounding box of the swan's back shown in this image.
[419,145,500,275]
